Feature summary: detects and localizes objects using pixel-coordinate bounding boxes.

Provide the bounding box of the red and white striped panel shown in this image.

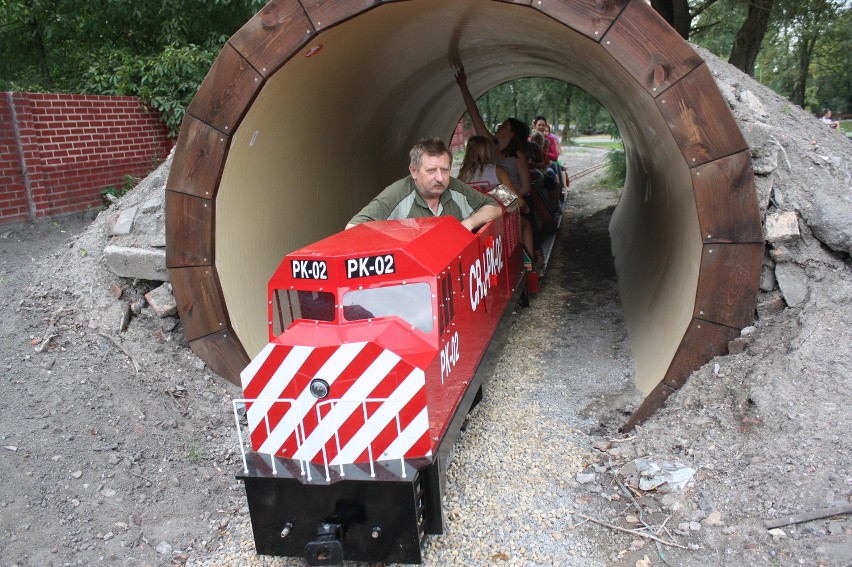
[240,341,431,465]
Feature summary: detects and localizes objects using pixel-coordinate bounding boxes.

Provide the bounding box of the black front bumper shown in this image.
[237,452,442,565]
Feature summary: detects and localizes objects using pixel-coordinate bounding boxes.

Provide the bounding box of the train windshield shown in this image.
[342,282,433,333]
[272,289,335,335]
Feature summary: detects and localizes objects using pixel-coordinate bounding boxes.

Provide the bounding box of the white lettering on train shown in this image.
[468,235,504,312]
[440,331,460,383]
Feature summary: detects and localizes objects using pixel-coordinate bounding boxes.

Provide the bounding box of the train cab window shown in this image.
[342,282,433,333]
[272,289,335,336]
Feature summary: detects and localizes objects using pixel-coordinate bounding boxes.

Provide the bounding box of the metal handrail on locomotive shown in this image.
[235,192,527,565]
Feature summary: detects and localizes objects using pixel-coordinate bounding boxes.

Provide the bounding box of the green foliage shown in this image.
[186,441,203,463]
[602,146,626,190]
[100,175,139,204]
[472,78,616,140]
[83,44,219,136]
[0,0,264,132]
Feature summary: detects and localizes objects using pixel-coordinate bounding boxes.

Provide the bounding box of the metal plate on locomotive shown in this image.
[346,254,396,279]
[291,259,329,280]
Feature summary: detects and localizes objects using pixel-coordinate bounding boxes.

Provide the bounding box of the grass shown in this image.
[572,140,623,150]
[187,441,203,462]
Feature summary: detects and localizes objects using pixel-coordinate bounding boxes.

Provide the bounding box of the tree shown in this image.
[728,0,775,75]
[649,0,723,39]
[0,0,265,134]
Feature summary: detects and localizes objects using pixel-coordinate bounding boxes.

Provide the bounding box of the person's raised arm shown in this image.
[454,65,492,140]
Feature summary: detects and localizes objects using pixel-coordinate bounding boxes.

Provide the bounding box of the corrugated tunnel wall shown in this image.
[165,0,763,427]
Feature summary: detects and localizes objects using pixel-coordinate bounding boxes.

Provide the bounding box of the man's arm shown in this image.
[461,203,502,232]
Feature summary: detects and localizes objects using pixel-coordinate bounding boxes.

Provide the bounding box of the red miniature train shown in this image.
[235,194,526,565]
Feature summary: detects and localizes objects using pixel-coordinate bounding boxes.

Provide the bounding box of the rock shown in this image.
[741,122,777,175]
[114,301,132,332]
[156,541,173,555]
[737,88,768,118]
[728,336,752,355]
[702,510,723,526]
[103,245,169,281]
[810,191,852,256]
[768,528,787,540]
[109,282,123,299]
[757,291,786,317]
[109,207,138,236]
[145,284,177,318]
[765,211,800,243]
[70,470,82,479]
[775,263,808,307]
[576,472,596,485]
[760,263,776,292]
[141,193,163,213]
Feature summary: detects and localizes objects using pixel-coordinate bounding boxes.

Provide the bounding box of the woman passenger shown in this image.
[454,64,544,269]
[458,136,535,265]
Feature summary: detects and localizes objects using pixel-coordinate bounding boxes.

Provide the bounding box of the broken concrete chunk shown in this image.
[104,246,169,282]
[764,211,800,243]
[109,206,138,236]
[141,192,164,213]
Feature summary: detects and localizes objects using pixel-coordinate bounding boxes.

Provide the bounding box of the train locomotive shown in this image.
[234,190,526,565]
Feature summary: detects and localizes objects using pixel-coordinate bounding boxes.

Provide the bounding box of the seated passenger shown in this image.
[346,138,502,232]
[458,136,535,267]
[454,64,545,270]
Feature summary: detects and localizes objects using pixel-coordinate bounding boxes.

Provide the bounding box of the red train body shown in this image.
[236,201,526,565]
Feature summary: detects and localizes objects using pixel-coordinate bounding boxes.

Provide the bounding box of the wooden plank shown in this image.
[662,318,740,390]
[534,0,628,40]
[625,318,739,431]
[229,0,315,78]
[695,243,763,329]
[165,191,214,268]
[189,331,250,386]
[656,64,748,167]
[169,266,230,342]
[166,116,229,199]
[301,0,378,32]
[693,150,763,244]
[186,43,263,135]
[602,0,703,96]
[622,381,675,432]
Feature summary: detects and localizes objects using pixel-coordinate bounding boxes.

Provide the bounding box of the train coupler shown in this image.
[305,523,344,566]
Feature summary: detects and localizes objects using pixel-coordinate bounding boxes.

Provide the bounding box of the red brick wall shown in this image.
[0,92,174,224]
[450,120,475,153]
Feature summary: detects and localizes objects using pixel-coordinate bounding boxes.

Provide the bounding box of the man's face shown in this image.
[410,153,451,200]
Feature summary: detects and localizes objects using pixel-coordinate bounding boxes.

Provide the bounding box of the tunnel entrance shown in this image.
[165,0,762,426]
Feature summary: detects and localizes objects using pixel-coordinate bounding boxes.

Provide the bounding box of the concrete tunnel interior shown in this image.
[165,0,763,427]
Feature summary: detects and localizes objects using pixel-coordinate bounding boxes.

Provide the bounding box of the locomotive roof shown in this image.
[270,217,476,288]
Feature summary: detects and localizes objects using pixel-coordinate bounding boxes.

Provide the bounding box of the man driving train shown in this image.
[345,137,502,232]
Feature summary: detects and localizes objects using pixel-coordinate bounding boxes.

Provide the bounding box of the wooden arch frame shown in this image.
[165,0,762,427]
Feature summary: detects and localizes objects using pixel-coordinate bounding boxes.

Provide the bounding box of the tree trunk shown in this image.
[650,0,692,39]
[792,34,818,107]
[30,19,54,88]
[729,0,775,75]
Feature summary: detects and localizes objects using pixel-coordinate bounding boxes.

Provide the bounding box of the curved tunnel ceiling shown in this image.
[164,0,764,427]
